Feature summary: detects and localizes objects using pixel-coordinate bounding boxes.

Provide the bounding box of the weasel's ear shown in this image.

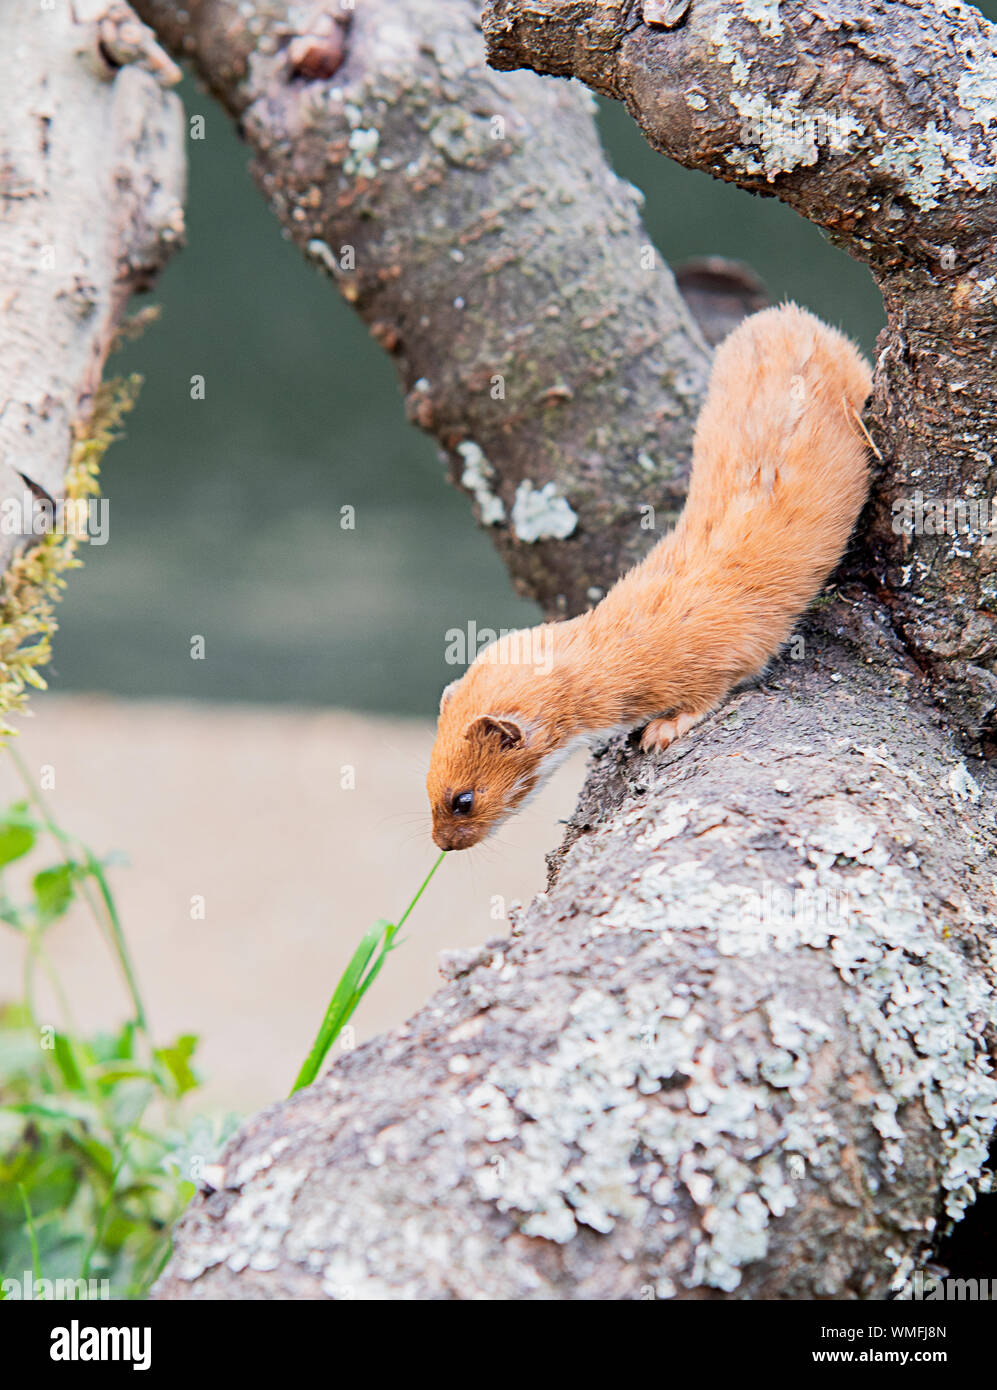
[464,714,524,751]
[439,680,459,713]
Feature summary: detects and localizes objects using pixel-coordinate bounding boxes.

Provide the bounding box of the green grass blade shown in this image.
[7,745,149,1035]
[290,920,389,1094]
[289,852,445,1095]
[18,1184,43,1292]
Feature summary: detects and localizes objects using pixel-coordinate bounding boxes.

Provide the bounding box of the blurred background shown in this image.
[0,72,898,1115]
[50,92,888,712]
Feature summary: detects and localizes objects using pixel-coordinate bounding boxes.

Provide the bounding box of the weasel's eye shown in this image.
[451,790,474,816]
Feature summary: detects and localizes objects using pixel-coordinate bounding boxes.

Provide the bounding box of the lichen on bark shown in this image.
[484,0,997,741]
[153,612,997,1300]
[0,1,184,719]
[134,0,710,617]
[125,0,997,1300]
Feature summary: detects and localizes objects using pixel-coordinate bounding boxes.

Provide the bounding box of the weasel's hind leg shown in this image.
[640,709,705,754]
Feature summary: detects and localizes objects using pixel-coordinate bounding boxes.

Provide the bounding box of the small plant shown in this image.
[0,746,447,1296]
[290,851,446,1094]
[0,377,139,733]
[0,749,227,1299]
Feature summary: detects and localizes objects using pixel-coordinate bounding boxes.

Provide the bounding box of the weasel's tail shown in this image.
[679,302,873,610]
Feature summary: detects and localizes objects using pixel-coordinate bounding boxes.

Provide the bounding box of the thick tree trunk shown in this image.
[154,609,996,1300]
[132,0,997,1298]
[133,0,711,616]
[0,1,184,571]
[483,0,997,741]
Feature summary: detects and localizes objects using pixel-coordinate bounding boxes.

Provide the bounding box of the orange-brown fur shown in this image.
[427,304,872,849]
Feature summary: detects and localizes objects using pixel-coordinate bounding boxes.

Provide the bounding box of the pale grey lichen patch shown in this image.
[954,24,997,127]
[464,940,827,1289]
[428,107,494,165]
[709,12,751,84]
[173,1159,308,1284]
[344,127,379,179]
[795,818,997,1221]
[728,91,865,180]
[469,984,799,1289]
[827,876,997,1220]
[468,788,997,1287]
[466,1081,519,1141]
[715,11,996,207]
[231,1137,292,1190]
[511,480,578,542]
[946,761,981,805]
[742,0,783,38]
[871,123,996,210]
[457,440,505,525]
[710,12,736,64]
[305,238,338,275]
[956,63,997,116]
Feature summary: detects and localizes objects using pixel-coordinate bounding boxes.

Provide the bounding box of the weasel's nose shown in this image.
[433,824,472,852]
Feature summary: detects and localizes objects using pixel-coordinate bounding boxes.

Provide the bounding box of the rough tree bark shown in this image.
[126,0,995,1299]
[484,0,997,743]
[132,0,712,615]
[0,1,185,572]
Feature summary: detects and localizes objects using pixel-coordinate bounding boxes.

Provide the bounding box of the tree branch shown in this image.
[156,610,997,1300]
[130,0,997,1299]
[133,0,711,616]
[484,0,997,740]
[0,1,184,573]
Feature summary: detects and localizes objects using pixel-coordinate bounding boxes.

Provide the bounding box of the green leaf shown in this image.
[32,865,76,925]
[63,1130,115,1183]
[4,1101,92,1126]
[153,1035,200,1098]
[92,1063,158,1091]
[0,818,34,869]
[290,920,391,1094]
[114,1021,136,1062]
[51,1034,85,1093]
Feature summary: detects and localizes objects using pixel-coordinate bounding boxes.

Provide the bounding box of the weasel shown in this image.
[427,303,872,851]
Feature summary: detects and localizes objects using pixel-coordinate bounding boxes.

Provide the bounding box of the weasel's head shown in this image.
[426,648,555,850]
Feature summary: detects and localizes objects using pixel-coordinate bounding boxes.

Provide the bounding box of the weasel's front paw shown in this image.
[640,710,701,753]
